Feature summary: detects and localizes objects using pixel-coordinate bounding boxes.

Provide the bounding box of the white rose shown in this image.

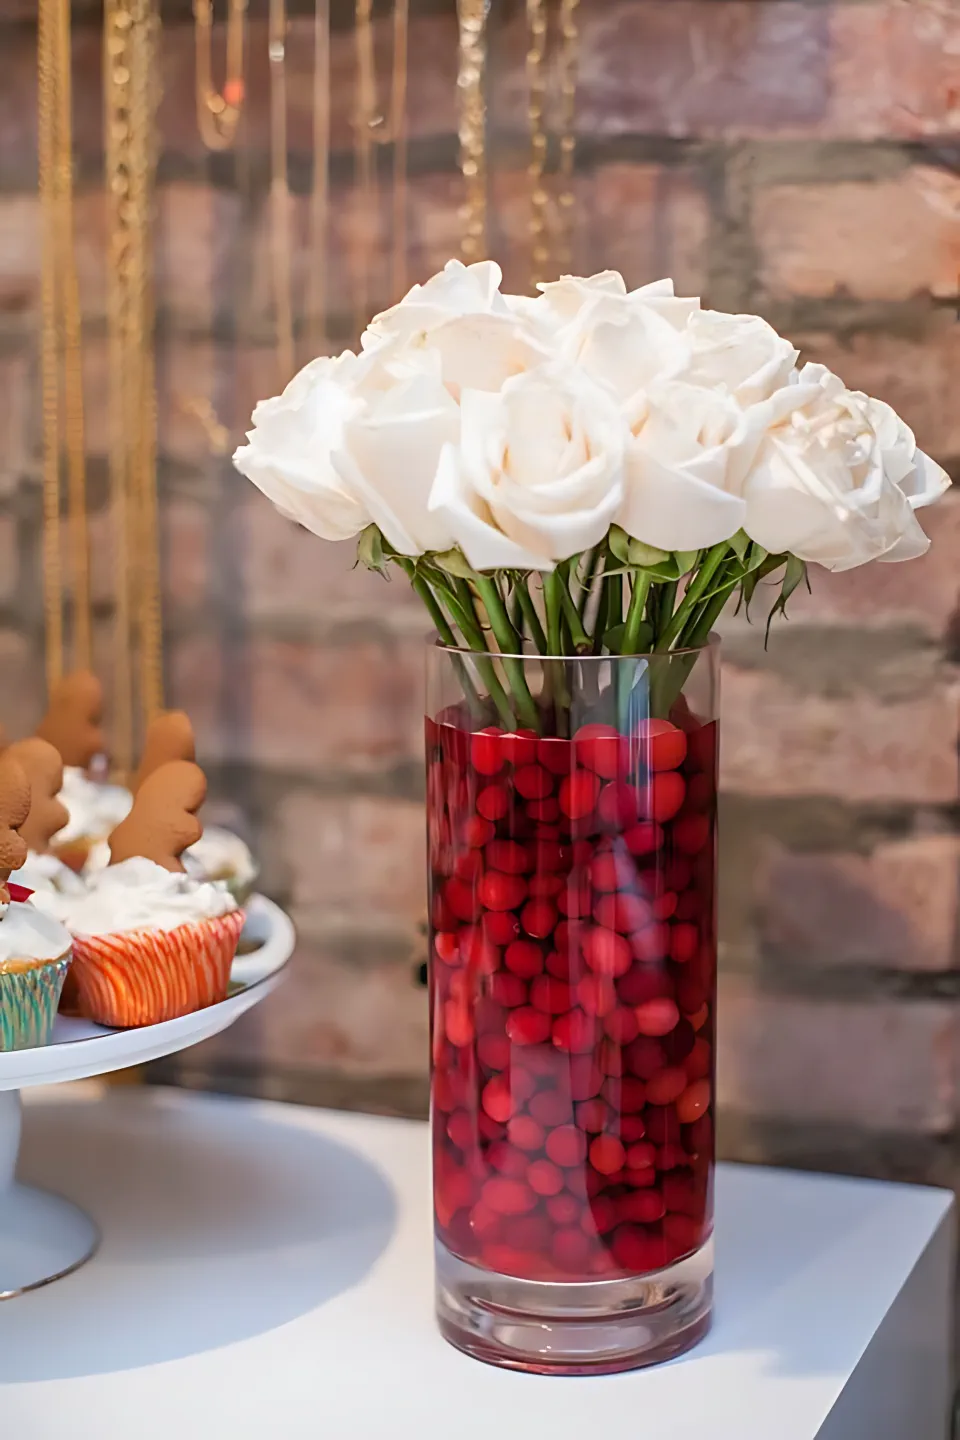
[681,309,799,407]
[332,369,459,556]
[429,363,626,570]
[362,259,509,350]
[617,380,750,551]
[735,364,950,571]
[513,273,699,338]
[232,353,369,541]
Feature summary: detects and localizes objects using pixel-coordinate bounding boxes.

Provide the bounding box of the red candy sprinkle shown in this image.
[514,764,553,800]
[506,1007,552,1045]
[558,769,601,821]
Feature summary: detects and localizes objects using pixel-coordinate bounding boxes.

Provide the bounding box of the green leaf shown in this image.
[356,524,389,578]
[729,528,750,563]
[430,547,477,580]
[605,619,652,654]
[607,526,631,564]
[626,537,669,568]
[764,554,808,645]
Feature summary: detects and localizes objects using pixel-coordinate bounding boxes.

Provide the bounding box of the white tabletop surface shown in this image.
[0,1085,953,1439]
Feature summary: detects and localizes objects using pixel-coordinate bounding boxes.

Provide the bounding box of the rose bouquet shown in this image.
[234,262,949,1375]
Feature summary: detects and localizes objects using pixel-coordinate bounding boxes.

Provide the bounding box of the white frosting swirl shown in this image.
[84,827,257,891]
[54,768,133,844]
[0,900,71,967]
[32,856,239,937]
[11,850,88,896]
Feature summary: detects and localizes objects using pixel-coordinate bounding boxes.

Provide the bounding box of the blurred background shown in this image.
[0,0,958,1190]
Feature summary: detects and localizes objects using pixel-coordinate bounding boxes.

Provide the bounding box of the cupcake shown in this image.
[183,825,258,902]
[0,754,72,1051]
[36,670,133,872]
[34,759,243,1028]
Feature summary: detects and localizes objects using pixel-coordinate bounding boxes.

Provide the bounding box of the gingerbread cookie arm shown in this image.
[108,760,206,873]
[0,753,31,903]
[36,670,105,769]
[133,711,196,793]
[5,738,68,853]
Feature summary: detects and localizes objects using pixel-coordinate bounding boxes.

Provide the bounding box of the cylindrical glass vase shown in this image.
[425,641,718,1374]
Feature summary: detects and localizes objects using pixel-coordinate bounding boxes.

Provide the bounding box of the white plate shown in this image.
[0,895,295,1092]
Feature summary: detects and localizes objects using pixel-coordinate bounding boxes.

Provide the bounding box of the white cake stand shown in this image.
[0,895,295,1298]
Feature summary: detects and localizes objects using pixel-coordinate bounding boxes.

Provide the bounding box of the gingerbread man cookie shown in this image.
[5,738,68,853]
[108,760,206,873]
[36,670,105,769]
[0,754,31,905]
[133,711,195,793]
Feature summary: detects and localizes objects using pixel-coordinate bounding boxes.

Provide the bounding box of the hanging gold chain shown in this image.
[269,0,294,382]
[555,0,580,275]
[306,0,330,355]
[526,0,549,289]
[389,0,409,299]
[38,0,91,693]
[193,0,248,152]
[456,0,488,263]
[104,0,163,780]
[353,0,379,334]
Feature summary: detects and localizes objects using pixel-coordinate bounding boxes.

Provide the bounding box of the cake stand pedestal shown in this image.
[0,895,294,1297]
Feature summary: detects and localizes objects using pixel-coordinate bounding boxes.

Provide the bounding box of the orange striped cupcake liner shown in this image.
[69,909,246,1028]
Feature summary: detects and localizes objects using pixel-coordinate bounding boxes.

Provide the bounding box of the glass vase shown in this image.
[425,640,718,1374]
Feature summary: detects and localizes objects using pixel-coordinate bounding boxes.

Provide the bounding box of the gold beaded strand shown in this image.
[555,0,581,275]
[193,0,248,153]
[526,0,549,289]
[269,0,294,383]
[456,0,489,262]
[307,0,331,355]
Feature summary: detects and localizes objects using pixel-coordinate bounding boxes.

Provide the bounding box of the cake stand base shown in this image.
[0,1090,98,1298]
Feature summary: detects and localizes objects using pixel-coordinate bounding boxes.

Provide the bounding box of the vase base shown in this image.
[435,1236,713,1375]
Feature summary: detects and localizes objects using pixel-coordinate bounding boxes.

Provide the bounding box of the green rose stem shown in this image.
[542,570,572,733]
[556,564,591,653]
[577,547,600,619]
[473,575,541,732]
[655,542,730,652]
[420,567,518,728]
[621,571,652,656]
[514,577,548,653]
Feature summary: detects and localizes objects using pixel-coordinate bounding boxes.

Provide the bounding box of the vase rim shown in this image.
[427,632,720,661]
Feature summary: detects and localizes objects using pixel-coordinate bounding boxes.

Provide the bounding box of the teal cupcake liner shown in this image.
[0,955,71,1052]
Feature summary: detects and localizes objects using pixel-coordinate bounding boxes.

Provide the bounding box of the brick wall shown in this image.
[1,0,959,1179]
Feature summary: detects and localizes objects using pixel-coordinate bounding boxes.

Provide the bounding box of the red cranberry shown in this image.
[636,717,687,772]
[504,940,543,978]
[461,927,500,975]
[676,1079,711,1124]
[685,1038,712,1082]
[530,975,574,1014]
[444,1001,474,1047]
[646,1066,688,1105]
[529,873,564,899]
[444,878,481,924]
[528,1158,565,1195]
[551,1010,597,1053]
[583,1194,618,1235]
[546,1193,581,1225]
[506,1007,551,1045]
[545,1124,587,1167]
[575,1098,610,1132]
[538,737,575,776]
[477,784,510,821]
[434,931,459,965]
[663,1212,702,1254]
[559,769,601,821]
[625,1035,666,1079]
[446,1110,474,1150]
[471,728,506,776]
[594,891,652,934]
[545,949,573,980]
[464,816,495,848]
[619,1190,666,1224]
[624,820,664,856]
[604,1006,640,1045]
[603,1077,647,1113]
[486,839,531,875]
[501,729,538,766]
[574,723,626,780]
[526,798,560,822]
[507,1115,545,1152]
[552,1227,592,1271]
[556,875,593,919]
[514,764,553,800]
[521,898,558,939]
[481,1076,516,1123]
[481,1178,537,1215]
[617,964,671,1005]
[589,851,635,894]
[479,871,526,912]
[488,1143,529,1178]
[597,781,639,829]
[652,891,678,921]
[477,1033,511,1071]
[529,1089,572,1127]
[582,927,632,977]
[589,1135,626,1175]
[490,972,527,1009]
[636,997,680,1037]
[481,911,521,946]
[577,973,617,1017]
[569,1057,604,1100]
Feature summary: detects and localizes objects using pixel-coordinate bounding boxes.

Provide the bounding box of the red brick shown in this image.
[757,836,960,972]
[0,351,32,495]
[829,1,960,141]
[163,498,211,614]
[785,490,960,638]
[793,322,960,464]
[0,195,39,312]
[167,631,425,773]
[718,977,959,1132]
[720,664,960,803]
[0,630,46,739]
[0,514,18,606]
[155,185,243,329]
[232,492,421,624]
[193,944,427,1078]
[756,169,960,302]
[274,791,425,931]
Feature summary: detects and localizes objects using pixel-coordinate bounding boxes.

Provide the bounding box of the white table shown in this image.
[0,1086,953,1439]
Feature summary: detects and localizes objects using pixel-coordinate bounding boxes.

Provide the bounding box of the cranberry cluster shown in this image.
[427,705,716,1283]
